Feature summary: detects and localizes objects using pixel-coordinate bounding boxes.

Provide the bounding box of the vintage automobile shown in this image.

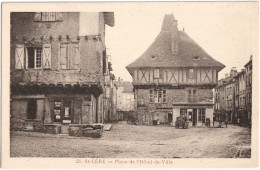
[175,117,189,129]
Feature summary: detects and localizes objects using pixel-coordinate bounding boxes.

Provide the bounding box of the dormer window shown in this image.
[194,56,199,60]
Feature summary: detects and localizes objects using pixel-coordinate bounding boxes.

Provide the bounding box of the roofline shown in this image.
[244,60,252,67]
[126,65,225,69]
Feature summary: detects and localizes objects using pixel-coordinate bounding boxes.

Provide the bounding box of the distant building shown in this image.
[115,78,135,121]
[10,12,115,133]
[126,14,225,126]
[244,56,252,126]
[214,56,252,126]
[214,69,237,123]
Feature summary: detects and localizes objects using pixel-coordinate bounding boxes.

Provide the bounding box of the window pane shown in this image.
[35,48,42,68]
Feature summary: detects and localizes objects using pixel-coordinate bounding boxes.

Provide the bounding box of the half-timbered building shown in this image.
[10,12,114,133]
[126,14,225,126]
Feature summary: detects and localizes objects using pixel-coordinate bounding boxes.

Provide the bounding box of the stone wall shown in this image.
[10,12,105,86]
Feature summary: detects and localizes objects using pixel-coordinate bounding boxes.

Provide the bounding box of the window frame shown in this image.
[27,47,43,69]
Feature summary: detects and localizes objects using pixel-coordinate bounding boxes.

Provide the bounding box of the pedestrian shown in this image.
[225,114,228,128]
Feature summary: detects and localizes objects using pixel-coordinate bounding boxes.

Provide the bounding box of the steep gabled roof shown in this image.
[126,14,225,71]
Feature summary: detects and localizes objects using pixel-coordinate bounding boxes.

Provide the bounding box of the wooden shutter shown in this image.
[15,44,24,69]
[56,12,63,21]
[71,43,80,70]
[42,44,51,69]
[60,44,68,69]
[34,12,41,21]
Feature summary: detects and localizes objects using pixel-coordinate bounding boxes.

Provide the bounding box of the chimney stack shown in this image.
[230,67,237,78]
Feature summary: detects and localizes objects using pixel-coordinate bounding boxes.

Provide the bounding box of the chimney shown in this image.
[230,67,237,78]
[118,77,120,81]
[225,73,229,78]
[250,55,252,61]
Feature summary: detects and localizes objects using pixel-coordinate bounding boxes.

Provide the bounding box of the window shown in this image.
[149,89,153,103]
[194,56,199,60]
[15,44,52,70]
[188,68,195,79]
[27,99,37,119]
[154,69,160,79]
[27,47,42,69]
[162,89,167,103]
[60,43,80,70]
[154,89,162,103]
[188,88,197,103]
[198,109,206,123]
[34,12,63,22]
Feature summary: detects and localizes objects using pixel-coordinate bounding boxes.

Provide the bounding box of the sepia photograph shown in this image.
[1,1,259,168]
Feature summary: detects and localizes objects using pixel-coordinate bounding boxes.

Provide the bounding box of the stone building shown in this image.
[244,56,252,126]
[126,14,225,126]
[214,69,237,123]
[214,56,252,126]
[115,78,135,121]
[10,12,114,133]
[235,56,252,126]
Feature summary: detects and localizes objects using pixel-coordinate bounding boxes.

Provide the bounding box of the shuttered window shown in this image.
[26,47,42,69]
[34,12,63,22]
[42,44,51,69]
[60,43,80,70]
[15,44,24,69]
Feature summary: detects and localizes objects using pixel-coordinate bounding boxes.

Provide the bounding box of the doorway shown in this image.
[192,109,197,126]
[168,112,172,124]
[61,99,71,134]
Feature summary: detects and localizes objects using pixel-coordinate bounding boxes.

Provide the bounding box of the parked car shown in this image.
[175,117,189,129]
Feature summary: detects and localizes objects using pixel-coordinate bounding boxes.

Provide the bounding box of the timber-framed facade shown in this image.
[126,14,225,126]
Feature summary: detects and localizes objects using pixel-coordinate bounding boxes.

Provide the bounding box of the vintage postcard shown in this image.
[1,2,259,169]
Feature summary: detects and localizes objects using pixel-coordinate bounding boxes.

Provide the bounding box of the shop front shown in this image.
[172,104,213,127]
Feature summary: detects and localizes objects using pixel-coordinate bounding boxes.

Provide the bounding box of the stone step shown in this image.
[103,124,112,131]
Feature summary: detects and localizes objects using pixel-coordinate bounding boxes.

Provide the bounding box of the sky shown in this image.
[105,2,258,82]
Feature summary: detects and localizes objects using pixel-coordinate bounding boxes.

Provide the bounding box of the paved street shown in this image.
[10,122,251,158]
